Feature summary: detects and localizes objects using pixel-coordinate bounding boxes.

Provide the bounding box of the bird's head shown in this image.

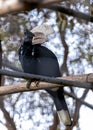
[24,29,35,43]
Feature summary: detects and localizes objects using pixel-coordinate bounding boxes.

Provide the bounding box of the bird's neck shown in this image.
[23,41,41,47]
[22,42,41,54]
[33,44,41,47]
[23,41,32,46]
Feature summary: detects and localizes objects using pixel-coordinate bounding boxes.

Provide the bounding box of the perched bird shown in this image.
[18,29,71,126]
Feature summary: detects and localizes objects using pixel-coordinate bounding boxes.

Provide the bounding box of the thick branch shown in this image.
[62,74,93,83]
[0,1,93,23]
[47,4,93,22]
[0,69,93,89]
[0,82,92,110]
[0,82,60,95]
[0,0,61,15]
[0,69,93,110]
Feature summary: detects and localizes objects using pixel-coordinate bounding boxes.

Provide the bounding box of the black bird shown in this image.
[18,29,71,125]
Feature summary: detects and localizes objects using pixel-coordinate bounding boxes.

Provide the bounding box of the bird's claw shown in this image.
[26,80,32,89]
[35,81,39,87]
[26,80,40,89]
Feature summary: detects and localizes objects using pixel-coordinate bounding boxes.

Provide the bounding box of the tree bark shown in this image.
[0,70,93,96]
[0,0,93,23]
[0,69,93,90]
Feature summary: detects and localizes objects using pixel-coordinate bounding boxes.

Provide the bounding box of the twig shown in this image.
[64,91,93,110]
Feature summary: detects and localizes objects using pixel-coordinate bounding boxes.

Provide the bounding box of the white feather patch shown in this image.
[57,110,71,125]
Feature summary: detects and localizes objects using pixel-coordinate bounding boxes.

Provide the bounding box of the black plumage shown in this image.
[18,29,71,125]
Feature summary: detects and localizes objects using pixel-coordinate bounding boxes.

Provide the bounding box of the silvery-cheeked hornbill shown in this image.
[18,29,71,125]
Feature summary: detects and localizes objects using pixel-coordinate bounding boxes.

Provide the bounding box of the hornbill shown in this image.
[18,29,71,126]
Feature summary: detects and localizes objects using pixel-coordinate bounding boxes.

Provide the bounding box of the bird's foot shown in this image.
[26,80,32,89]
[26,80,40,89]
[35,81,39,87]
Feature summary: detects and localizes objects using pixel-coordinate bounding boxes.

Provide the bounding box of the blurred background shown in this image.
[0,0,93,130]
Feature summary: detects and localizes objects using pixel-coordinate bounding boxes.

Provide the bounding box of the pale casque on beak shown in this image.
[30,23,54,45]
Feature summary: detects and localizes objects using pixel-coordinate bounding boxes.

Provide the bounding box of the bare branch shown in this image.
[61,74,93,83]
[72,89,89,128]
[0,0,25,15]
[64,91,93,110]
[0,82,60,95]
[47,4,93,22]
[0,69,93,96]
[49,112,59,130]
[0,1,93,23]
[20,0,62,4]
[0,0,61,16]
[0,97,16,130]
[65,89,89,130]
[0,40,16,130]
[0,69,93,90]
[0,82,92,111]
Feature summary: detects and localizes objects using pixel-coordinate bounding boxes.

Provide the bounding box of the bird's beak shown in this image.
[32,32,47,45]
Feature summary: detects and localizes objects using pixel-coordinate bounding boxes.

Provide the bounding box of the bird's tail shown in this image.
[57,109,71,126]
[46,88,71,126]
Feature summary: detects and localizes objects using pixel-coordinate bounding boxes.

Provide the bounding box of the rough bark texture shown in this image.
[0,72,93,95]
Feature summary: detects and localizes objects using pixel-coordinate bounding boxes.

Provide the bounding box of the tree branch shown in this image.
[72,89,89,129]
[0,82,60,95]
[0,0,61,16]
[0,1,93,23]
[0,98,16,130]
[0,69,93,110]
[0,69,93,88]
[64,91,93,110]
[0,82,92,110]
[47,4,93,22]
[49,112,59,130]
[0,69,93,96]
